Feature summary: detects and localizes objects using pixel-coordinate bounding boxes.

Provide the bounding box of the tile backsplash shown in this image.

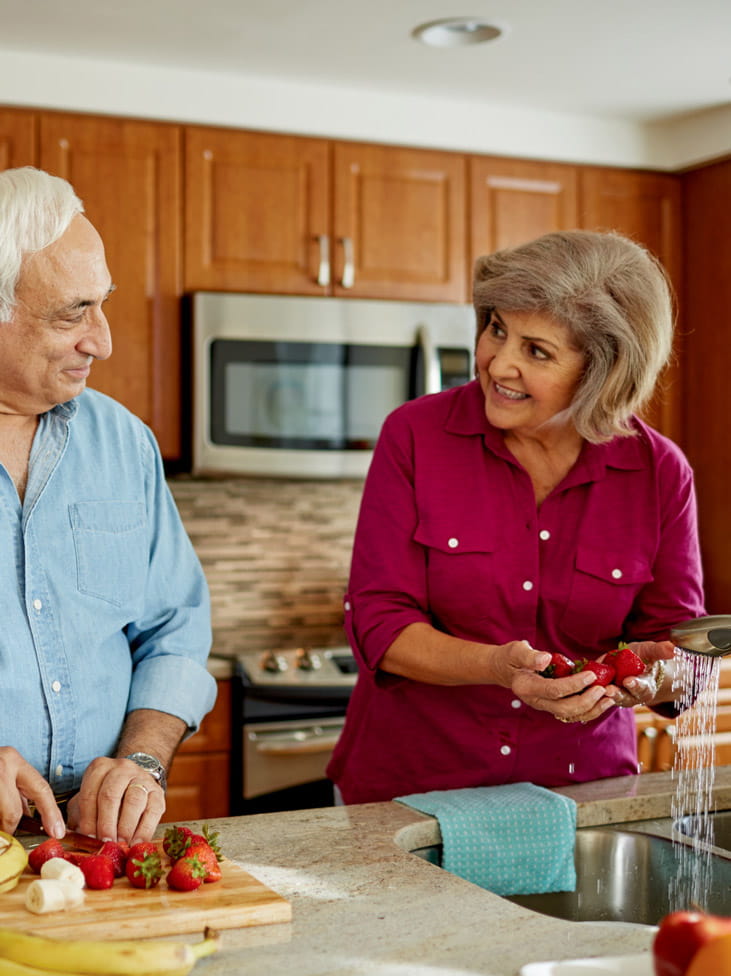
[169,476,364,657]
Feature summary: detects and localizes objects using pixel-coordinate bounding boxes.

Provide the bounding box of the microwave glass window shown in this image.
[210,340,416,450]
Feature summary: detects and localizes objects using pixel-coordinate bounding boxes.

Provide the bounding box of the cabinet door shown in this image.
[39,113,183,459]
[580,168,683,441]
[0,108,37,169]
[184,127,330,295]
[333,142,468,302]
[469,156,579,260]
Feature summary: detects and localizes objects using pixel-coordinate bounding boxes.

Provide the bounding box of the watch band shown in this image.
[124,752,168,793]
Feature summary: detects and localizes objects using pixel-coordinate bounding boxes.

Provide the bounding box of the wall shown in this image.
[169,476,364,656]
[1,48,729,171]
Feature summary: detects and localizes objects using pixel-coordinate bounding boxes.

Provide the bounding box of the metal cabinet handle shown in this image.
[316,234,331,287]
[339,236,355,288]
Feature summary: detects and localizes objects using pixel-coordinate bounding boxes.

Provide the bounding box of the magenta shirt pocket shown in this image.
[561,545,655,647]
[413,517,498,623]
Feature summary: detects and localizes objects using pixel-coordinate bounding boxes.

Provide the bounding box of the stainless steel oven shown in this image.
[232,645,357,813]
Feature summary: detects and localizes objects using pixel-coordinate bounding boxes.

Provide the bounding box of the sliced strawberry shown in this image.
[28,838,68,874]
[185,842,222,882]
[539,652,575,678]
[574,659,616,686]
[80,853,115,890]
[167,854,207,892]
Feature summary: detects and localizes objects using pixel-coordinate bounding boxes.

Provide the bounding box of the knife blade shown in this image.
[17,814,103,852]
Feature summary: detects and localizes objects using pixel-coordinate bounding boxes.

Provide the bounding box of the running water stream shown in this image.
[669,648,722,910]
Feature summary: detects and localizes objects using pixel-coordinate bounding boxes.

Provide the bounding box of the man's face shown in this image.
[0,214,114,417]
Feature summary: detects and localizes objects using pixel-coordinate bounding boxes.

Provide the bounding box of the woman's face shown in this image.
[475,309,586,435]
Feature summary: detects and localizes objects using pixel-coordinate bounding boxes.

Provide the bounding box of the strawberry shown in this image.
[605,644,645,684]
[573,659,616,686]
[185,842,222,883]
[162,825,194,860]
[539,652,575,678]
[125,849,163,889]
[28,838,68,874]
[166,854,207,892]
[97,840,129,878]
[80,854,115,890]
[126,840,157,862]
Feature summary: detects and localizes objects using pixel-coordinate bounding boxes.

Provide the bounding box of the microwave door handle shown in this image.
[418,324,441,394]
[339,237,355,288]
[316,234,331,287]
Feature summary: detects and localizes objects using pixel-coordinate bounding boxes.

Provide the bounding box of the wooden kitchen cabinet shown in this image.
[469,155,580,258]
[331,141,467,301]
[681,157,731,615]
[0,108,36,169]
[165,679,232,822]
[579,166,683,442]
[38,112,184,460]
[184,127,468,302]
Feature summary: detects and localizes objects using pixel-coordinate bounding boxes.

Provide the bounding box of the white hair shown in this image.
[0,167,84,320]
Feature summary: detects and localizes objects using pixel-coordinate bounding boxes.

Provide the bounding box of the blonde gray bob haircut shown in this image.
[0,167,84,321]
[472,230,674,443]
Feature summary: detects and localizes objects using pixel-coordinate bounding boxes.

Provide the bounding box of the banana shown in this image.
[39,859,85,888]
[24,879,86,914]
[0,928,220,976]
[0,832,28,894]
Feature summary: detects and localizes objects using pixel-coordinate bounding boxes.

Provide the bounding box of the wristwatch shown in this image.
[124,752,168,793]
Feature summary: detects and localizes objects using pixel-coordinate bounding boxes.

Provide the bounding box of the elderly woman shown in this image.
[327,230,705,805]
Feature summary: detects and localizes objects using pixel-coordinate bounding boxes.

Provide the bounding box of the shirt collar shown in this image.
[444,380,647,483]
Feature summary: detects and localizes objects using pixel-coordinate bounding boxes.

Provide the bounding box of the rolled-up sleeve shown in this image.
[124,427,216,732]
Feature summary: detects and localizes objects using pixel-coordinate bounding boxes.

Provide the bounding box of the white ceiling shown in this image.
[1,0,730,124]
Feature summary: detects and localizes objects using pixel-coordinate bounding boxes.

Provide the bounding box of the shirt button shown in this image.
[611,568,623,580]
[55,765,63,778]
[511,699,522,709]
[500,745,512,756]
[539,530,551,541]
[51,680,62,693]
[32,598,42,611]
[344,601,351,612]
[447,537,459,549]
[522,580,534,591]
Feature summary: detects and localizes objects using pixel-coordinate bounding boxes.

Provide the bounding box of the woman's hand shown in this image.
[491,641,614,725]
[602,640,676,708]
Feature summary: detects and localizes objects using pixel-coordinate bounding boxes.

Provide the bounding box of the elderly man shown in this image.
[0,167,215,845]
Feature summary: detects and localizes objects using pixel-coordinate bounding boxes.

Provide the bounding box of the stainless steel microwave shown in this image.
[191,292,476,478]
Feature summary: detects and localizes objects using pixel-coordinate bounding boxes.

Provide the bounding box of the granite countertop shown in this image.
[186,767,731,976]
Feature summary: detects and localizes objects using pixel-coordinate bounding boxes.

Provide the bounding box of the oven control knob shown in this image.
[261,650,287,673]
[295,646,319,671]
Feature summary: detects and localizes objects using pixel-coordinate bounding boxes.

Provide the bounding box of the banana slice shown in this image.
[24,879,85,915]
[40,858,85,888]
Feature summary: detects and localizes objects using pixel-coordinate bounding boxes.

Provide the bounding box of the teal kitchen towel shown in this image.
[395,782,577,896]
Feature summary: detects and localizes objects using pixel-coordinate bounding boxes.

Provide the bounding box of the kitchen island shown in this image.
[189,767,731,976]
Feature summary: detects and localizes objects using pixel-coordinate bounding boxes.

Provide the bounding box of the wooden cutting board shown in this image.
[0,845,292,939]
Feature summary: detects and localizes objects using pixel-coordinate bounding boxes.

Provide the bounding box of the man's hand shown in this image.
[0,746,65,838]
[66,756,166,845]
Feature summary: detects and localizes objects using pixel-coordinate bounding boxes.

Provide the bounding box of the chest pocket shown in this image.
[413,519,497,623]
[561,545,654,646]
[70,501,147,608]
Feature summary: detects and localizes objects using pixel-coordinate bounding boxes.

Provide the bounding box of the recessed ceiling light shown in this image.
[411,17,505,48]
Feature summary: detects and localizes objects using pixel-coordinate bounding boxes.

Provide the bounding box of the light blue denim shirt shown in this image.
[0,389,216,795]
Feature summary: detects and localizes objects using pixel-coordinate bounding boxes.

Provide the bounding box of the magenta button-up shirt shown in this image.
[327,381,705,803]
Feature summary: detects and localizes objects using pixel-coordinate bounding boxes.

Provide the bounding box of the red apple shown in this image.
[654,911,731,976]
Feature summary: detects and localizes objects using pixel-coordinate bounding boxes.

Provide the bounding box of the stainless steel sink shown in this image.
[676,808,731,851]
[410,825,731,924]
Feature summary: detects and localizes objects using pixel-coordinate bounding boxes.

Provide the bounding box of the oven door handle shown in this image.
[254,735,341,756]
